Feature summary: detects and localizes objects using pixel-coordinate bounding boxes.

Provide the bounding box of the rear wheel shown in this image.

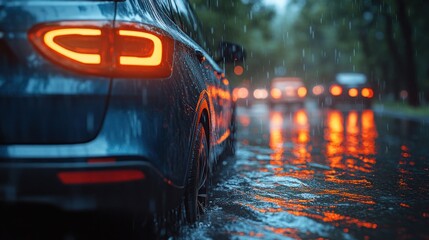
[184,122,209,223]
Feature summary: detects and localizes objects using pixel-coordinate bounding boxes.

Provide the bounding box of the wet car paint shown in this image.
[0,0,234,215]
[180,103,429,239]
[0,1,114,144]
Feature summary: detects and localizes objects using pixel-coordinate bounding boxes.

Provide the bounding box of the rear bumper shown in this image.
[0,159,183,214]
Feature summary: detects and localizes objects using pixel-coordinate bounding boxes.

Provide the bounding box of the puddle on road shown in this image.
[180,105,429,239]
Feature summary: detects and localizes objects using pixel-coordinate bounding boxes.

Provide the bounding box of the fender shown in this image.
[180,90,215,186]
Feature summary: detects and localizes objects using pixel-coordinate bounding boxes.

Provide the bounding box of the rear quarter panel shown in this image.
[113,0,230,186]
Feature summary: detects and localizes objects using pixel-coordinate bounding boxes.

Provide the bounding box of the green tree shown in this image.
[280,0,427,106]
[190,0,276,87]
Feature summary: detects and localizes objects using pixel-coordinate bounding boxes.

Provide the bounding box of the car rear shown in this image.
[269,77,307,106]
[0,0,114,145]
[0,0,187,215]
[325,73,374,108]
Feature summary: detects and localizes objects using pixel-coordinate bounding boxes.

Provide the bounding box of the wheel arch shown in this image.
[193,90,212,148]
[182,90,213,186]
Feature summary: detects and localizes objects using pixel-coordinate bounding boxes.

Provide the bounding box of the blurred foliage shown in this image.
[189,0,277,88]
[191,0,429,106]
[375,101,429,117]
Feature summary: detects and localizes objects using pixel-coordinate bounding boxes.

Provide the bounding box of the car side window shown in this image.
[169,0,206,48]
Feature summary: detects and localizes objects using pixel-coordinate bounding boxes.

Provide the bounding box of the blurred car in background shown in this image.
[233,85,268,107]
[315,73,374,108]
[268,77,307,107]
[252,87,269,103]
[233,84,251,107]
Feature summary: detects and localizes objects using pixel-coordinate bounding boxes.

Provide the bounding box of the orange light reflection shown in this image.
[249,109,380,232]
[268,110,313,180]
[325,110,345,170]
[324,110,377,204]
[269,111,284,168]
[254,194,377,229]
[264,227,301,239]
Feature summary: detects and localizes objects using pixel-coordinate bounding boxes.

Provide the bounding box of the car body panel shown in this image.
[0,1,115,144]
[0,0,234,214]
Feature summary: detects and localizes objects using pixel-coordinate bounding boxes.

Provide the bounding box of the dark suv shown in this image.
[0,0,242,230]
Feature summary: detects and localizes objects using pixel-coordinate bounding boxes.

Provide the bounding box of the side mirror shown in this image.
[218,41,246,63]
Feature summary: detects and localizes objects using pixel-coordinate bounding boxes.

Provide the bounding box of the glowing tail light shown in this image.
[312,85,324,95]
[28,21,174,78]
[237,87,249,99]
[233,87,249,101]
[43,28,102,64]
[270,88,282,99]
[348,88,358,97]
[330,85,343,96]
[118,30,163,66]
[253,89,268,99]
[361,88,374,98]
[297,87,307,98]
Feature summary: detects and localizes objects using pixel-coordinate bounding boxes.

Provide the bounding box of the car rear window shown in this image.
[336,73,367,85]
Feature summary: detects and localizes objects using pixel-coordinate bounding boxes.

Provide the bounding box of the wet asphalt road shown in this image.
[1,102,429,240]
[180,102,429,239]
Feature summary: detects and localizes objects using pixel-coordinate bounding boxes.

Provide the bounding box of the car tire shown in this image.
[142,200,185,239]
[184,122,209,223]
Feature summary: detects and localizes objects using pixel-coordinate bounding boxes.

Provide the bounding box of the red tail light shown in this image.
[28,21,174,78]
[297,86,307,98]
[253,89,268,99]
[270,88,282,99]
[361,88,374,98]
[330,85,343,96]
[312,85,324,95]
[348,88,358,97]
[233,87,249,100]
